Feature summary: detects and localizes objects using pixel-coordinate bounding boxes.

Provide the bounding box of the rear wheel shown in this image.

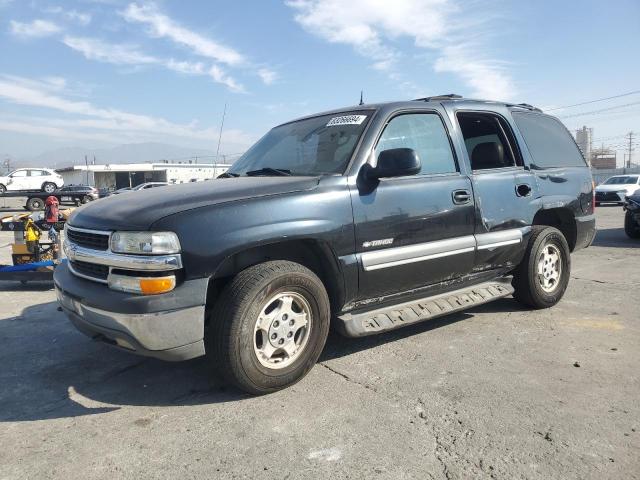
[0,184,6,194]
[42,182,56,193]
[513,226,571,309]
[81,195,93,204]
[208,260,330,394]
[624,211,640,239]
[26,197,44,211]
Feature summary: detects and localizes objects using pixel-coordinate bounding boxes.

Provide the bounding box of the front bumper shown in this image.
[54,261,208,361]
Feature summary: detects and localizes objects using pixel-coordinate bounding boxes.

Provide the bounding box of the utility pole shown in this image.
[84,155,89,185]
[627,131,634,168]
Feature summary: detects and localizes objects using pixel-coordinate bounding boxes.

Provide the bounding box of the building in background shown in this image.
[575,126,593,164]
[56,162,231,190]
[590,147,616,169]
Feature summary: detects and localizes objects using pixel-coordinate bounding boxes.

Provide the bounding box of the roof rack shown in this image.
[413,94,463,102]
[509,103,543,113]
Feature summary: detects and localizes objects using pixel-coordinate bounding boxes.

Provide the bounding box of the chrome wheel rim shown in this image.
[253,291,312,369]
[537,244,562,293]
[44,184,54,193]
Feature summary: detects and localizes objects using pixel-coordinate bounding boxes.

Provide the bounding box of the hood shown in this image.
[595,184,636,192]
[69,176,320,230]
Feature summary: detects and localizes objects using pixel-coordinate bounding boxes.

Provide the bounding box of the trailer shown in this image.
[0,189,96,211]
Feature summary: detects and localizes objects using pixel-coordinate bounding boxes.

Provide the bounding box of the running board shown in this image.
[336,277,514,337]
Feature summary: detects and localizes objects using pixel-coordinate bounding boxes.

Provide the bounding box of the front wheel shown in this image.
[0,184,6,194]
[512,226,571,309]
[42,182,56,193]
[208,260,330,394]
[625,211,640,239]
[81,195,93,204]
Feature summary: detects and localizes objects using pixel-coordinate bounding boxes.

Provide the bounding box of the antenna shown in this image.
[359,90,364,106]
[215,102,227,165]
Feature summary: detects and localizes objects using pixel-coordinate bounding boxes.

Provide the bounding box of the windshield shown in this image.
[604,176,638,185]
[227,111,372,176]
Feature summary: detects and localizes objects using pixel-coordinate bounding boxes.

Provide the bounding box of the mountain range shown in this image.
[7,142,235,169]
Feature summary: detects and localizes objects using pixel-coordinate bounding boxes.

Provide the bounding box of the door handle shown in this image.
[516,183,532,197]
[452,189,471,205]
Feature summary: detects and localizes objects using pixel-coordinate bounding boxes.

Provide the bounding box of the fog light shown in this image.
[108,273,176,295]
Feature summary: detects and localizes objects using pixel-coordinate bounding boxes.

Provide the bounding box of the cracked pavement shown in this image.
[0,203,638,479]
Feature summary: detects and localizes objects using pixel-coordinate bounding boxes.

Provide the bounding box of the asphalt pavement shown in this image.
[0,203,638,480]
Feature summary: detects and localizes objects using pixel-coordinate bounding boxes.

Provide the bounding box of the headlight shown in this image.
[110,231,180,254]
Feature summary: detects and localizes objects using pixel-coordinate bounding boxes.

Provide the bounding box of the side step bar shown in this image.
[336,277,514,337]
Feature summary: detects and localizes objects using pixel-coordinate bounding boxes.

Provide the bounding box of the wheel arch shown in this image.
[205,239,345,324]
[531,207,577,251]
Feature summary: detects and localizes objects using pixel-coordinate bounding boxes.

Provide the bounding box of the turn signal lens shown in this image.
[139,276,176,295]
[108,273,176,295]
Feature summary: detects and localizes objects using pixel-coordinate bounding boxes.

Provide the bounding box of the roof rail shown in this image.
[510,103,543,113]
[413,94,463,102]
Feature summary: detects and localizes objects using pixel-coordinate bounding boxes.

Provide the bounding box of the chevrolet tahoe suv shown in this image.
[55,96,596,394]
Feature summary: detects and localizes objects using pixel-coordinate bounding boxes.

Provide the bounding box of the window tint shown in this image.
[375,113,457,175]
[513,112,586,168]
[456,112,520,170]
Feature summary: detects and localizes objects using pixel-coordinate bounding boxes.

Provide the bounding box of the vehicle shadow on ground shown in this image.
[0,280,54,292]
[592,227,639,248]
[0,297,524,422]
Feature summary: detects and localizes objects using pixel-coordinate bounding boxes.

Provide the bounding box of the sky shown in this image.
[0,0,639,165]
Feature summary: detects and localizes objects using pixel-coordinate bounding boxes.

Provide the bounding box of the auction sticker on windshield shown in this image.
[326,115,367,126]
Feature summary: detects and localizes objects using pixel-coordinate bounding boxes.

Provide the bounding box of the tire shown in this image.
[0,184,6,194]
[81,195,93,204]
[208,260,330,394]
[42,182,56,193]
[624,211,640,239]
[512,226,571,309]
[26,197,44,211]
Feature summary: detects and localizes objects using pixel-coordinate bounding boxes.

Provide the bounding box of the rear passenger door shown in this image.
[450,108,537,272]
[351,109,476,300]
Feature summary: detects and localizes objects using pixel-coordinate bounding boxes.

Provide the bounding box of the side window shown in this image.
[513,112,587,168]
[11,170,27,177]
[374,113,457,175]
[456,112,521,170]
[29,170,42,176]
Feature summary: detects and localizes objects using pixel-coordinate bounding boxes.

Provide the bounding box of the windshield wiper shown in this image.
[218,171,239,178]
[245,167,292,176]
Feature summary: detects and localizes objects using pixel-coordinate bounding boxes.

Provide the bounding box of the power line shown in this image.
[557,101,640,119]
[546,90,640,111]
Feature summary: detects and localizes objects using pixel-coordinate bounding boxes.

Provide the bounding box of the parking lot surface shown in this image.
[0,202,638,479]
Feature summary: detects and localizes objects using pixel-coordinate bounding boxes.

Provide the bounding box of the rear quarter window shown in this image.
[513,112,586,168]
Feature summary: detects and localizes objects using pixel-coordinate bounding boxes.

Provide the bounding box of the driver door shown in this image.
[351,110,476,300]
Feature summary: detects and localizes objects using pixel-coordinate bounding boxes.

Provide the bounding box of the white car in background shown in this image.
[595,175,640,205]
[0,168,64,194]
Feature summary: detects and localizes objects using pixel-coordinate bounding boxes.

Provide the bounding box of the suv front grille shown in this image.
[69,260,109,281]
[66,228,110,250]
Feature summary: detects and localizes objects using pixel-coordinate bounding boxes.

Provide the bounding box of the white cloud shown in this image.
[258,68,278,85]
[64,10,93,26]
[62,36,245,92]
[63,36,158,65]
[0,75,255,149]
[9,19,62,38]
[121,2,245,66]
[286,0,516,100]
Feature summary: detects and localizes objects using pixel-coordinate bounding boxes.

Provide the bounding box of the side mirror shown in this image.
[369,148,421,180]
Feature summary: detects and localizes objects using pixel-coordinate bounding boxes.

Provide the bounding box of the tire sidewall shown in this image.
[527,229,571,307]
[233,269,329,391]
[27,198,43,211]
[43,182,55,193]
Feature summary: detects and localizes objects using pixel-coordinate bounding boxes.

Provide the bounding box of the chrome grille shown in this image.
[69,260,109,281]
[66,227,110,250]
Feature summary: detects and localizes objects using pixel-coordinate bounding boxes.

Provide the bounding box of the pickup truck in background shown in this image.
[54,95,596,394]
